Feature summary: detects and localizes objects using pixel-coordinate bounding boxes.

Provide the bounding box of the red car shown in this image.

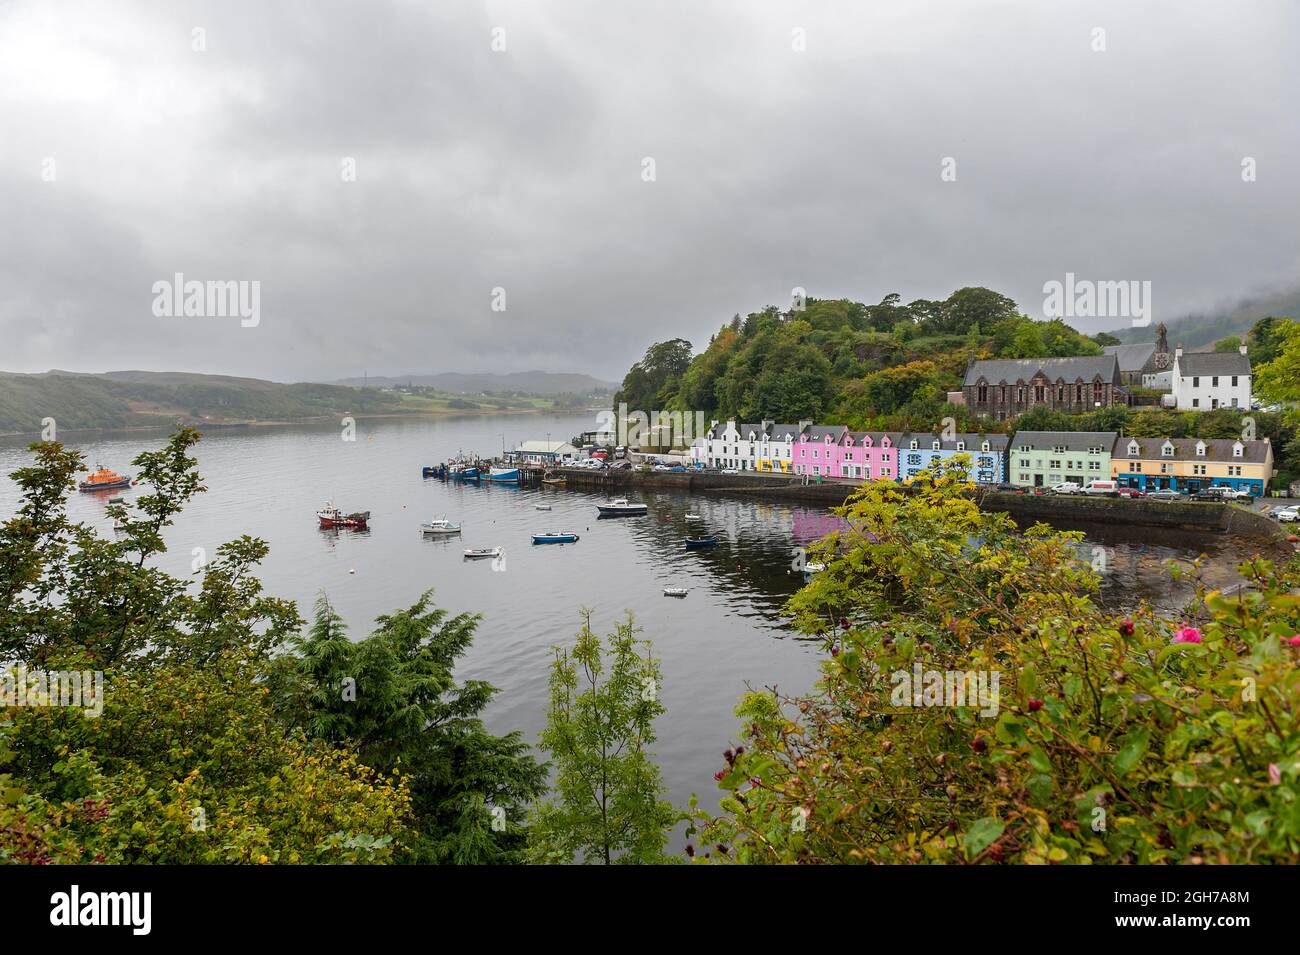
[1118,488,1146,498]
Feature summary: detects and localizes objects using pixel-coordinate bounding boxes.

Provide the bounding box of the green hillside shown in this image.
[0,370,413,436]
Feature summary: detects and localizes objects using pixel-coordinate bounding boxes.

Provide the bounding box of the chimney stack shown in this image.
[1240,344,1248,355]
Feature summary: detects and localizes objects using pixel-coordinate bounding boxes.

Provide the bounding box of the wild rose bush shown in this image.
[695,459,1300,864]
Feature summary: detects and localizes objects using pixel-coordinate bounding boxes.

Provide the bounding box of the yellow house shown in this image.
[1110,436,1273,496]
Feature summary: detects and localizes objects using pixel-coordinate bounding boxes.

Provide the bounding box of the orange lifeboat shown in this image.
[78,466,133,493]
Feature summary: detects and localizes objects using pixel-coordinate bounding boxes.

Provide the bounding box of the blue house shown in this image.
[892,432,1008,485]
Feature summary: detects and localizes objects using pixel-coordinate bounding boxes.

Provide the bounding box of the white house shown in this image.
[701,420,807,471]
[1170,346,1252,411]
[506,440,579,464]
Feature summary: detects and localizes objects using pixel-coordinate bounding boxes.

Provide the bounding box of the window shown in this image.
[1162,445,1173,456]
[1019,473,1030,482]
[1089,461,1101,471]
[1232,444,1243,457]
[1019,458,1030,468]
[956,442,965,452]
[1035,386,1044,402]
[909,440,918,450]
[981,441,990,452]
[1196,443,1205,456]
[1049,459,1061,469]
[977,385,988,402]
[1132,463,1143,472]
[1232,376,1239,386]
[1193,376,1200,387]
[932,440,941,451]
[1192,399,1200,408]
[1127,441,1139,456]
[1212,377,1219,387]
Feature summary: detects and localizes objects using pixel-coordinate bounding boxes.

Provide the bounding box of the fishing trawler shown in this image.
[317,502,370,529]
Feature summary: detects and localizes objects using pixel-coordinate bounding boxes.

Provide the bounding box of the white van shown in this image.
[1083,480,1119,496]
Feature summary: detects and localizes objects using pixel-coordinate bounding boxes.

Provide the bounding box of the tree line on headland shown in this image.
[612,288,1300,488]
[3,426,1298,864]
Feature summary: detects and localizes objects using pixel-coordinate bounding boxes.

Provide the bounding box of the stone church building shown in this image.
[961,354,1127,421]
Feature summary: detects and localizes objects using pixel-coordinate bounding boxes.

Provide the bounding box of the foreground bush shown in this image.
[696,460,1300,863]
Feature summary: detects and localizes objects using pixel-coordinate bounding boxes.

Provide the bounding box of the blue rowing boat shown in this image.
[533,532,580,545]
[684,536,717,550]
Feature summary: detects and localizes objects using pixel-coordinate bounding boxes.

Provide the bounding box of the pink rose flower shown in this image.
[1269,764,1282,785]
[1288,635,1300,647]
[1172,626,1202,644]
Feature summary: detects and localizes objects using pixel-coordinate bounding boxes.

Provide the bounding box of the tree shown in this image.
[1255,319,1300,410]
[1213,335,1243,353]
[270,594,547,864]
[528,610,677,864]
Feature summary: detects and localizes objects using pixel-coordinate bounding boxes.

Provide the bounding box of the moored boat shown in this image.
[421,517,462,535]
[541,476,567,486]
[487,467,520,483]
[78,466,132,492]
[318,502,370,529]
[596,498,647,517]
[684,535,718,550]
[464,547,502,559]
[534,503,552,510]
[532,532,580,545]
[685,514,702,522]
[663,586,689,597]
[449,466,480,482]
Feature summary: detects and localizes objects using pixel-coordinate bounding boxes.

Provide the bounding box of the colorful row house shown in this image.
[699,420,808,472]
[894,433,1009,485]
[1111,437,1273,495]
[1008,431,1117,488]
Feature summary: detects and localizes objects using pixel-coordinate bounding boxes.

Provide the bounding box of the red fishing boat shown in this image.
[78,466,132,492]
[317,501,370,529]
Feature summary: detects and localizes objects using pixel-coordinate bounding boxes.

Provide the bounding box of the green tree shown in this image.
[270,594,547,864]
[528,610,677,864]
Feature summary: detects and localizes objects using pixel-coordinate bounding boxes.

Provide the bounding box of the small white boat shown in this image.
[422,517,462,536]
[663,586,688,598]
[597,498,648,517]
[535,503,552,510]
[685,514,702,522]
[464,547,502,559]
[803,562,826,575]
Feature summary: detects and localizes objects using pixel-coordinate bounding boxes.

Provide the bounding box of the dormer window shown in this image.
[1161,443,1174,457]
[1195,442,1206,457]
[981,441,989,452]
[956,441,965,452]
[1127,441,1139,456]
[1233,443,1243,458]
[932,440,941,451]
[909,440,918,450]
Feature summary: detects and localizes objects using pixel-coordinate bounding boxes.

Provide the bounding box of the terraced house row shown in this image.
[695,420,1008,484]
[694,421,1275,495]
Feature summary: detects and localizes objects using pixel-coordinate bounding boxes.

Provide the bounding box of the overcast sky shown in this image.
[2,0,1298,382]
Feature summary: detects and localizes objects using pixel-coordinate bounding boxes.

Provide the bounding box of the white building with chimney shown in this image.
[1170,345,1252,411]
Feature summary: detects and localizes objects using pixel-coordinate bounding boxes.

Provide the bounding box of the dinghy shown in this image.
[532,532,579,545]
[534,503,552,510]
[464,547,502,559]
[663,586,688,597]
[684,536,718,550]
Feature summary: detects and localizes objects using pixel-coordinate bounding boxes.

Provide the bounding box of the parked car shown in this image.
[1277,507,1300,523]
[1148,489,1183,502]
[1193,489,1227,502]
[993,483,1020,493]
[1051,482,1082,495]
[1082,480,1119,496]
[721,468,739,475]
[1117,487,1146,498]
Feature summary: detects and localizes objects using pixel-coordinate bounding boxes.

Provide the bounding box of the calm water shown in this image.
[0,412,1259,820]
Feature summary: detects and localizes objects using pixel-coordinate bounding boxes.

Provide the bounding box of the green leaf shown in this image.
[1113,726,1150,776]
[963,817,1004,858]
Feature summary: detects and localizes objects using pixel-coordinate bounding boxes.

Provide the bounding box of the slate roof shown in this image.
[1009,431,1118,453]
[1116,436,1271,464]
[1176,351,1251,377]
[964,355,1120,387]
[892,432,1010,451]
[1103,343,1157,373]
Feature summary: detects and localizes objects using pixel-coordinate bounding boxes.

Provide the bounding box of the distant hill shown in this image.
[1107,286,1300,349]
[0,369,411,436]
[333,371,617,395]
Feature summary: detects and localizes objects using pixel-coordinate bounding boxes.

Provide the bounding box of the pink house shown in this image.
[792,425,847,477]
[833,431,897,481]
[792,427,898,481]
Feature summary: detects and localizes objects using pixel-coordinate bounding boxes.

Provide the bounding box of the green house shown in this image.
[1008,431,1117,489]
